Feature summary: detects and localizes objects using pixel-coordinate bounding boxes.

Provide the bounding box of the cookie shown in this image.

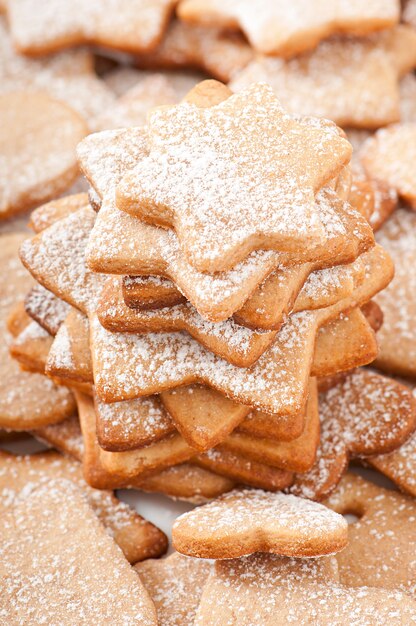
[122,275,185,310]
[135,552,211,626]
[0,450,167,563]
[400,72,416,122]
[361,124,416,208]
[326,473,416,596]
[0,92,87,219]
[96,392,175,452]
[97,277,281,367]
[350,158,397,232]
[10,318,53,373]
[110,193,373,325]
[98,255,365,353]
[86,246,386,409]
[194,447,294,491]
[34,415,236,502]
[34,413,85,461]
[7,0,176,55]
[29,192,88,233]
[0,480,158,625]
[0,233,75,429]
[20,208,383,412]
[116,82,352,272]
[121,247,364,328]
[194,552,416,625]
[24,284,70,336]
[368,402,416,497]
[161,385,250,452]
[178,0,399,57]
[230,26,416,129]
[374,208,416,377]
[172,488,348,559]
[79,119,372,324]
[76,393,235,500]
[48,302,377,460]
[77,391,195,481]
[46,308,93,387]
[290,369,416,500]
[0,19,115,129]
[219,381,319,473]
[134,19,253,82]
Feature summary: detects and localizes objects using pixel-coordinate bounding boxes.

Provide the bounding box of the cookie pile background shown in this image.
[1,1,416,623]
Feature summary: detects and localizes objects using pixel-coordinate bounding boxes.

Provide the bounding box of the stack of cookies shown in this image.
[13,77,413,503]
[2,1,416,623]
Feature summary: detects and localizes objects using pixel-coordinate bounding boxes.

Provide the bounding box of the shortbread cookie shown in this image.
[361,124,416,208]
[374,208,416,377]
[135,553,212,626]
[48,302,377,455]
[194,553,416,626]
[116,83,353,272]
[76,394,234,499]
[97,277,279,366]
[161,385,250,451]
[112,194,372,325]
[400,72,416,122]
[20,208,382,412]
[194,447,294,491]
[0,233,75,429]
[0,92,87,219]
[368,409,416,497]
[7,0,176,55]
[236,380,315,442]
[87,249,385,409]
[46,309,92,386]
[99,256,364,353]
[0,450,167,563]
[134,20,253,82]
[0,480,157,625]
[0,19,115,128]
[96,393,175,452]
[350,158,397,232]
[122,275,185,310]
[220,382,319,472]
[25,284,70,335]
[172,488,348,559]
[79,120,372,323]
[291,369,416,500]
[121,250,364,329]
[34,414,235,501]
[77,392,195,481]
[34,413,84,460]
[230,26,416,129]
[10,319,53,373]
[29,193,88,233]
[178,0,399,56]
[326,473,416,596]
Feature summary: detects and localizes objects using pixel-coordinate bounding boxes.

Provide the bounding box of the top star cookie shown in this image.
[117,82,352,272]
[7,0,177,55]
[178,0,399,57]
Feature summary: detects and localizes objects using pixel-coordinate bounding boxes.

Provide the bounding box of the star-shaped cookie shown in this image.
[178,0,399,56]
[116,82,352,272]
[135,19,253,82]
[230,26,416,129]
[7,0,177,55]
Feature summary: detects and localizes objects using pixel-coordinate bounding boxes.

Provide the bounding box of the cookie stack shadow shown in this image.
[11,79,416,503]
